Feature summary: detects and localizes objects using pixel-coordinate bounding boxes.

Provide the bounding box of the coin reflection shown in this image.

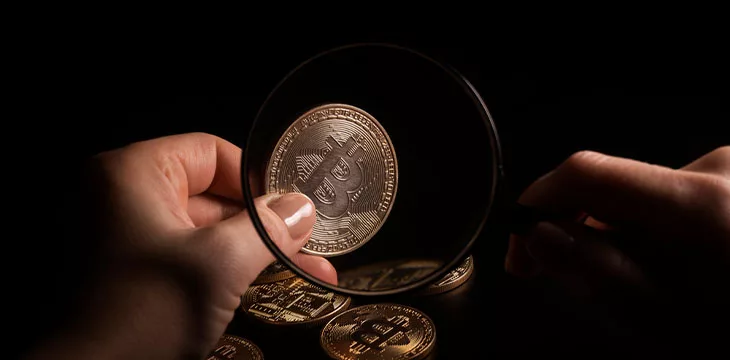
[241,277,351,326]
[252,260,296,284]
[337,259,443,291]
[420,255,474,295]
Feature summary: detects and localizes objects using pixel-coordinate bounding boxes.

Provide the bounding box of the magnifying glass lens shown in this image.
[242,43,501,296]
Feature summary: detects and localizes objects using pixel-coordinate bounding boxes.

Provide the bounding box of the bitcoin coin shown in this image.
[338,259,442,291]
[241,276,351,326]
[206,334,263,360]
[265,103,398,257]
[320,303,436,360]
[421,255,474,295]
[252,261,296,284]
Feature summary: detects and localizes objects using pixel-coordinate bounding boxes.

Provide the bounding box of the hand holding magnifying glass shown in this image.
[25,133,335,360]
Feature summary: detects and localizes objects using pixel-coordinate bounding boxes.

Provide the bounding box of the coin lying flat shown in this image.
[320,303,436,360]
[206,334,263,360]
[266,103,398,257]
[337,259,442,291]
[421,255,474,295]
[252,261,296,284]
[241,276,351,326]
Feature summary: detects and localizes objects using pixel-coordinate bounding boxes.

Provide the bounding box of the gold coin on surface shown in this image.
[241,276,351,326]
[320,303,436,360]
[337,259,442,291]
[421,255,474,295]
[252,261,296,284]
[266,103,398,257]
[206,334,263,360]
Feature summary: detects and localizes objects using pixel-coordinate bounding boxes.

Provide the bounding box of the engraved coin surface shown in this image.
[206,334,263,360]
[265,103,398,257]
[252,261,296,284]
[422,255,474,295]
[320,303,436,360]
[241,277,351,326]
[337,259,442,291]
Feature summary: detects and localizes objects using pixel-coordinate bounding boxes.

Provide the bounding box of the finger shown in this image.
[205,193,316,291]
[506,215,611,277]
[518,151,696,227]
[505,150,701,275]
[681,146,730,178]
[187,194,244,227]
[583,216,613,230]
[290,253,338,285]
[114,132,243,206]
[524,222,649,298]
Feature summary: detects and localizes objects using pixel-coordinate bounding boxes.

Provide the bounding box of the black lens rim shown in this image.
[242,42,503,297]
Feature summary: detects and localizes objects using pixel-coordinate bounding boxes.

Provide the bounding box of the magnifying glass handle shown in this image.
[507,203,576,235]
[508,203,642,260]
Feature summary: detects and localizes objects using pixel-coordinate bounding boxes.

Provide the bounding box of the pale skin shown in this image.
[504,146,730,345]
[25,132,729,359]
[26,133,337,360]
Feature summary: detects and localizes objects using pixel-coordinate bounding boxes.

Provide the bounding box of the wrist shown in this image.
[26,268,202,360]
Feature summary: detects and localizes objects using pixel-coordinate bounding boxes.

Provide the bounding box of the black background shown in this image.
[12,24,729,359]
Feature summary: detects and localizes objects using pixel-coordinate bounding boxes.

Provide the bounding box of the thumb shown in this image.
[250,192,317,260]
[210,193,316,286]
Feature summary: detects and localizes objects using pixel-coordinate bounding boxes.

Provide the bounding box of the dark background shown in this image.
[13,25,728,359]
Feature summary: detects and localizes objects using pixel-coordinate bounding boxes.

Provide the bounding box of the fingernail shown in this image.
[525,222,575,261]
[505,235,540,277]
[267,193,316,242]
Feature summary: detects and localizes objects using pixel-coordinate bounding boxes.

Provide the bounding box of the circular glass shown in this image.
[242,43,502,296]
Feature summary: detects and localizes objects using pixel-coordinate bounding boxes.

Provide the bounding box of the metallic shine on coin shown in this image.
[265,103,398,257]
[206,334,264,360]
[241,277,351,326]
[421,255,474,295]
[320,303,436,360]
[252,261,296,284]
[337,259,443,291]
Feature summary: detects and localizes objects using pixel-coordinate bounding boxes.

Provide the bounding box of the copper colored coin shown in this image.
[320,303,436,360]
[421,255,474,295]
[337,259,442,291]
[252,261,296,284]
[206,334,263,360]
[241,277,351,327]
[265,103,398,257]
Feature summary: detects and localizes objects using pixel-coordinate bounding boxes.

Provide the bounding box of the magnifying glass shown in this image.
[242,43,503,298]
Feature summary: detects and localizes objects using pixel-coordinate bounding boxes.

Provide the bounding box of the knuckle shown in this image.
[690,146,730,177]
[174,132,221,147]
[709,145,730,160]
[692,175,730,229]
[561,150,609,175]
[193,226,249,279]
[187,131,218,140]
[258,208,290,245]
[696,174,730,203]
[711,178,730,213]
[708,146,730,169]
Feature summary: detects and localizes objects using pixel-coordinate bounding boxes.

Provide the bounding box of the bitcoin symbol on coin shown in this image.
[320,303,436,360]
[206,335,263,360]
[241,277,351,326]
[208,344,236,359]
[295,135,364,219]
[266,104,398,257]
[350,314,411,354]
